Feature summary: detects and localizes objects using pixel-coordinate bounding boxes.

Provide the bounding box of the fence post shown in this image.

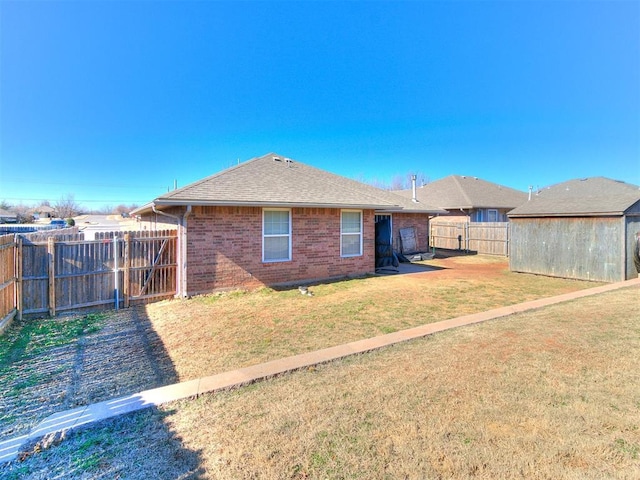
[16,235,23,321]
[113,236,119,310]
[123,233,130,308]
[465,222,470,252]
[48,237,56,317]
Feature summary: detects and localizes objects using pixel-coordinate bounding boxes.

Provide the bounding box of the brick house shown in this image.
[393,175,527,222]
[132,153,443,296]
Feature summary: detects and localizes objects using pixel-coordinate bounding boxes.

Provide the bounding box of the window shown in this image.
[487,209,499,222]
[341,210,362,257]
[263,209,291,262]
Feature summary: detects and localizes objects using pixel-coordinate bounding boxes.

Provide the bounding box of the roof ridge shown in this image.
[297,161,401,207]
[161,153,279,199]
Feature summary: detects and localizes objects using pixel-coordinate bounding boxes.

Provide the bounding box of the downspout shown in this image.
[151,204,191,298]
[180,206,192,297]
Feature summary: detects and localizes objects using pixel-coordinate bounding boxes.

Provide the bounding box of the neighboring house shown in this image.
[508,177,640,282]
[132,153,444,295]
[33,205,56,220]
[0,208,18,224]
[393,175,527,222]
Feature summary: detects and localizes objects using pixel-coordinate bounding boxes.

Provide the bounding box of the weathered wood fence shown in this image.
[0,230,177,323]
[430,221,510,256]
[0,234,17,332]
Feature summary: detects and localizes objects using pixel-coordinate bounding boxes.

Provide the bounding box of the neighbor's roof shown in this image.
[34,205,55,213]
[508,177,640,217]
[134,153,444,214]
[0,208,17,218]
[393,175,528,210]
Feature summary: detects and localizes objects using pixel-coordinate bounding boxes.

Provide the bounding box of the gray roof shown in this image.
[0,208,17,218]
[508,177,640,217]
[137,153,444,214]
[393,175,528,210]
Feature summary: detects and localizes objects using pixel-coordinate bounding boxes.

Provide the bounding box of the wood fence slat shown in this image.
[124,233,131,308]
[430,221,510,256]
[8,229,177,319]
[0,234,17,329]
[48,237,56,317]
[17,236,23,320]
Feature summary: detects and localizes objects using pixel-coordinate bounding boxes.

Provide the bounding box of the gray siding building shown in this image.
[508,177,640,282]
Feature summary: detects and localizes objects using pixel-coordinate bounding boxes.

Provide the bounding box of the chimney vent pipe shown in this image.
[411,174,418,203]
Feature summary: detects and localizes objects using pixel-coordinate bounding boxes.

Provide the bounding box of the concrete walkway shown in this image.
[1,277,638,464]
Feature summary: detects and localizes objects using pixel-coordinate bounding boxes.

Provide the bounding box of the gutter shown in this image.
[152,200,396,210]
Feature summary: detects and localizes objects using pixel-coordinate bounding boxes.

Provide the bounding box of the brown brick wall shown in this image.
[391,213,431,253]
[186,206,375,293]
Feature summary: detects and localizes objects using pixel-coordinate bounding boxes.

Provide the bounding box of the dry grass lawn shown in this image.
[145,255,602,380]
[3,284,638,479]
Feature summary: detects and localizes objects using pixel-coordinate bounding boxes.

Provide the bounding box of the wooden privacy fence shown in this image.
[2,229,177,319]
[0,234,17,331]
[430,221,510,256]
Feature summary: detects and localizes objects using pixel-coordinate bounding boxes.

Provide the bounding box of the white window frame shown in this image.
[341,210,363,257]
[262,208,292,262]
[487,209,499,222]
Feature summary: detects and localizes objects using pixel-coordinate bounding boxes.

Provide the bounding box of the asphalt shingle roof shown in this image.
[393,175,528,210]
[143,153,444,213]
[508,177,640,217]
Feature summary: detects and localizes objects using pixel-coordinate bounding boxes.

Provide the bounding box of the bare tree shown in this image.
[390,175,406,190]
[13,203,34,223]
[359,171,431,191]
[93,204,113,214]
[55,194,81,219]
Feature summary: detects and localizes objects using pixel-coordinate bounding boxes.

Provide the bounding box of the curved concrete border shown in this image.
[1,277,638,464]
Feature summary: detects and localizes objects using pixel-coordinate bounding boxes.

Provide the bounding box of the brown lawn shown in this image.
[3,281,638,479]
[0,254,603,447]
[144,254,602,380]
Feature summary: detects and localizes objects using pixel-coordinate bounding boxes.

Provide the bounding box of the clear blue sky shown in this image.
[1,0,639,210]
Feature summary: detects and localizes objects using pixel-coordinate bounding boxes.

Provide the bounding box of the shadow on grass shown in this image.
[2,407,204,479]
[0,306,205,477]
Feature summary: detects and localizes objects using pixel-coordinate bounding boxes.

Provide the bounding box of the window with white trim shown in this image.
[487,209,499,222]
[341,210,363,257]
[263,209,291,262]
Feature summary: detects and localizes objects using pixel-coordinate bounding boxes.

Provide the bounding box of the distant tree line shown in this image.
[0,195,139,224]
[357,172,430,191]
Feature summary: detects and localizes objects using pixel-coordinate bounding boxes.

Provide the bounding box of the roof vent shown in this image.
[273,157,282,162]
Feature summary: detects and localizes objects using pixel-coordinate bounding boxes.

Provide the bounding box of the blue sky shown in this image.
[1,0,639,210]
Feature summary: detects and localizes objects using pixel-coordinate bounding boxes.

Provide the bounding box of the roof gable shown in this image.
[393,175,527,210]
[141,153,444,213]
[508,177,640,217]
